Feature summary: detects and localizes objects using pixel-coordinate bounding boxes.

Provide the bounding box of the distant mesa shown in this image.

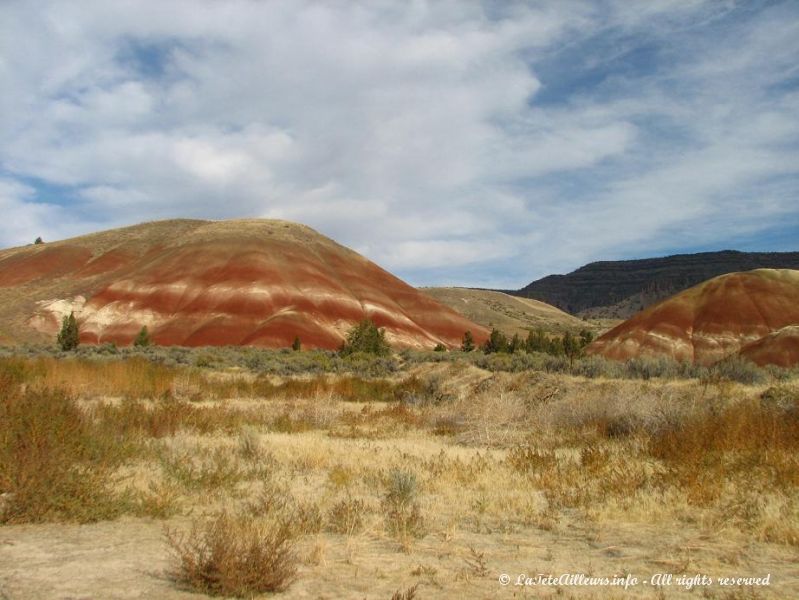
[587,269,799,366]
[512,250,799,318]
[0,219,488,350]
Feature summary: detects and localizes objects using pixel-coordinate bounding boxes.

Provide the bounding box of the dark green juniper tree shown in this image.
[57,312,79,351]
[461,330,475,352]
[292,336,301,351]
[579,329,595,347]
[482,328,509,354]
[525,328,547,353]
[563,331,581,367]
[134,326,151,347]
[339,319,391,356]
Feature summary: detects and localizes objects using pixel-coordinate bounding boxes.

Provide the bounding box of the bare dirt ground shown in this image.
[1,509,797,599]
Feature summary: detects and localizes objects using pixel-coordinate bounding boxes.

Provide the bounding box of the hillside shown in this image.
[739,326,799,368]
[587,269,799,366]
[421,287,604,337]
[513,250,799,317]
[0,219,488,350]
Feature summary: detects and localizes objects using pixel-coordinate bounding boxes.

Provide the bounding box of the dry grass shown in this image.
[0,355,442,404]
[2,355,798,597]
[389,583,419,600]
[6,356,180,398]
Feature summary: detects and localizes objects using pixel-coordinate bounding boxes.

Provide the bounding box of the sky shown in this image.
[1,0,798,289]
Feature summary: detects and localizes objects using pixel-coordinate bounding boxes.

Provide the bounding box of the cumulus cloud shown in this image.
[0,0,797,287]
[0,179,89,247]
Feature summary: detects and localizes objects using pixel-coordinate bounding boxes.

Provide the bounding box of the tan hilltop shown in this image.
[588,269,799,366]
[421,287,597,337]
[0,219,488,350]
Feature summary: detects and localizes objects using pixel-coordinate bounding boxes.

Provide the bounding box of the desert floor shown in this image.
[1,356,797,599]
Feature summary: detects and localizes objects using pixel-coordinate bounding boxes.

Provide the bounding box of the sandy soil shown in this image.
[1,515,797,599]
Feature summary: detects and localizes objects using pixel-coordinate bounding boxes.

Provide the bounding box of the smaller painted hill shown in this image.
[739,326,799,368]
[587,269,799,366]
[513,250,799,317]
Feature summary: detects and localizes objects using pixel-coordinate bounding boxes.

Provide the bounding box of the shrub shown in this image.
[292,501,324,535]
[339,319,391,356]
[507,446,557,473]
[570,356,624,379]
[624,356,681,380]
[648,399,799,460]
[0,386,127,523]
[0,357,42,385]
[166,512,297,596]
[708,355,768,385]
[96,342,119,355]
[327,497,367,535]
[291,336,301,352]
[475,351,542,372]
[340,352,398,377]
[383,469,425,540]
[237,426,263,461]
[159,447,244,491]
[761,385,799,412]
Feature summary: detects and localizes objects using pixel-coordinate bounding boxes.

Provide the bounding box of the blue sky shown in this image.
[1,0,797,288]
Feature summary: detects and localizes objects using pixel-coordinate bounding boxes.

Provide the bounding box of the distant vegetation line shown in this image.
[2,339,795,385]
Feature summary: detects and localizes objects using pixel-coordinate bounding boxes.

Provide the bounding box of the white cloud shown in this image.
[0,0,797,287]
[0,179,87,248]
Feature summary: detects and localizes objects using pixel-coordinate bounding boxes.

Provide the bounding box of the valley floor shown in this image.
[2,497,797,599]
[1,357,798,599]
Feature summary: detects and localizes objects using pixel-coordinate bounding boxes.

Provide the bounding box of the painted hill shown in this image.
[0,219,488,350]
[587,269,799,366]
[739,326,799,368]
[421,287,601,337]
[513,250,799,317]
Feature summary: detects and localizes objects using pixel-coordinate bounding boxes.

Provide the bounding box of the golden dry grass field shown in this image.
[1,354,798,599]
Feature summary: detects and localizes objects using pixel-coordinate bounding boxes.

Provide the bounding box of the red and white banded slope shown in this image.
[587,269,799,366]
[0,219,488,349]
[739,325,799,368]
